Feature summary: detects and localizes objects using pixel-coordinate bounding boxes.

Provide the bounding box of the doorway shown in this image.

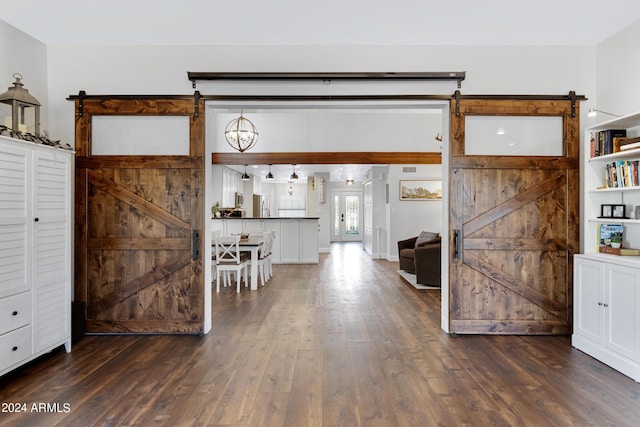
[331,190,363,242]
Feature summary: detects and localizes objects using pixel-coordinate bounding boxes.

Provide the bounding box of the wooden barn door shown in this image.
[74,97,205,334]
[449,96,580,334]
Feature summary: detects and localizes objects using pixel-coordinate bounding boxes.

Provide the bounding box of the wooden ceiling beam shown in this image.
[212,152,442,165]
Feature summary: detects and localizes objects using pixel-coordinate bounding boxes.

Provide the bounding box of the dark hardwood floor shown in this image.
[1,242,640,426]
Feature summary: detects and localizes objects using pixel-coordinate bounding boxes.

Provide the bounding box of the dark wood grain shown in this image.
[449,97,579,335]
[75,97,205,334]
[212,151,442,165]
[1,243,639,426]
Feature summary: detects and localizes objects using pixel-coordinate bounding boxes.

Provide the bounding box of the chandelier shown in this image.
[224,111,258,152]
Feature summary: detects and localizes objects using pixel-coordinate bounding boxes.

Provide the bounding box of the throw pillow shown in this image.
[415,231,439,248]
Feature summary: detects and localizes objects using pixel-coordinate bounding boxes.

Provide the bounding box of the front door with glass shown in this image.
[332,191,363,242]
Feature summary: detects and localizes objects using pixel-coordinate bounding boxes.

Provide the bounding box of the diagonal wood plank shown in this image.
[88,251,191,317]
[87,237,190,250]
[463,252,566,317]
[88,169,190,232]
[464,238,567,251]
[464,173,566,236]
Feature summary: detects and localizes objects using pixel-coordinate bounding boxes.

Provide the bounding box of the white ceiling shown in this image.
[3,1,638,183]
[1,0,639,46]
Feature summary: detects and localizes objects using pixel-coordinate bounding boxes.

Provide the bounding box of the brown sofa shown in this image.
[398,234,441,287]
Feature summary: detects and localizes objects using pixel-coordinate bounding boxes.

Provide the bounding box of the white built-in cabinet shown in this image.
[212,218,318,264]
[573,111,640,382]
[573,255,640,381]
[0,136,72,377]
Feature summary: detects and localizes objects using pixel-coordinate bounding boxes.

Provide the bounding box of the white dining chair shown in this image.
[211,230,221,286]
[257,231,274,286]
[214,235,251,293]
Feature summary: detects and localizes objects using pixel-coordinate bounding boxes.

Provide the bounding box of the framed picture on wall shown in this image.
[399,180,443,201]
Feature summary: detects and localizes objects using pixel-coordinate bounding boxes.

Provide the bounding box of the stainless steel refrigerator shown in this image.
[253,194,269,217]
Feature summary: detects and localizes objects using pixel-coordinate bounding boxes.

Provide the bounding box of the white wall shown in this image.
[207,108,443,153]
[386,164,444,261]
[595,20,640,117]
[0,20,48,132]
[45,44,596,147]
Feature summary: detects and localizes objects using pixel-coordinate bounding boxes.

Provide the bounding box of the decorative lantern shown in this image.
[0,73,41,135]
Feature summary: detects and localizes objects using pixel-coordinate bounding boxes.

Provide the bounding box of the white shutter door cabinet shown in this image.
[32,150,71,353]
[0,142,30,299]
[0,136,72,377]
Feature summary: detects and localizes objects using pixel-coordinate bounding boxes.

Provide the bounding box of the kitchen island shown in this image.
[212,217,319,264]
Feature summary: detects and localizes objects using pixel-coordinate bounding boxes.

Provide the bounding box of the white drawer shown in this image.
[0,292,31,335]
[0,325,31,373]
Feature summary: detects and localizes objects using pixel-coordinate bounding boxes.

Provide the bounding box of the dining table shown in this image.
[238,236,264,290]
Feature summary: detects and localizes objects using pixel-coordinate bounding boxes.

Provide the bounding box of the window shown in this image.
[278,193,306,217]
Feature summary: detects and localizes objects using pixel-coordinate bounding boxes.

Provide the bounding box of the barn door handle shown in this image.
[454,229,461,259]
[192,230,199,260]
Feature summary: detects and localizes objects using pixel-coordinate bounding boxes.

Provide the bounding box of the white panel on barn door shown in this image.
[91,116,190,155]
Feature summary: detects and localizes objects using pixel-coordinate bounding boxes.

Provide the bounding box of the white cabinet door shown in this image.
[0,142,30,298]
[299,220,319,263]
[605,264,640,360]
[31,150,71,353]
[281,221,300,263]
[574,257,606,344]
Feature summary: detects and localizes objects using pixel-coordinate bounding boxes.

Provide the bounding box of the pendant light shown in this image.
[224,110,258,152]
[290,164,299,180]
[265,164,274,180]
[241,164,251,181]
[287,182,294,196]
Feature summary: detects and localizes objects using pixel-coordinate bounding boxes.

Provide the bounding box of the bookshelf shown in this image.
[583,111,640,257]
[574,111,640,383]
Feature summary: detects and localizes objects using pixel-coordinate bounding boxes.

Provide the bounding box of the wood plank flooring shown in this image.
[1,242,640,426]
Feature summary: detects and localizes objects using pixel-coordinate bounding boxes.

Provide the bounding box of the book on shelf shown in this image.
[598,245,640,256]
[594,129,627,156]
[597,223,624,251]
[619,136,640,151]
[603,160,640,188]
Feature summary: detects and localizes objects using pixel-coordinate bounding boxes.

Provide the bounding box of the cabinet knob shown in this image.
[603,303,609,307]
[12,310,18,316]
[12,346,18,351]
[598,302,603,306]
[34,217,39,222]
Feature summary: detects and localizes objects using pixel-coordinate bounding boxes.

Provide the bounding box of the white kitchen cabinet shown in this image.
[280,220,300,263]
[212,218,318,264]
[299,219,319,263]
[573,255,640,382]
[0,136,72,377]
